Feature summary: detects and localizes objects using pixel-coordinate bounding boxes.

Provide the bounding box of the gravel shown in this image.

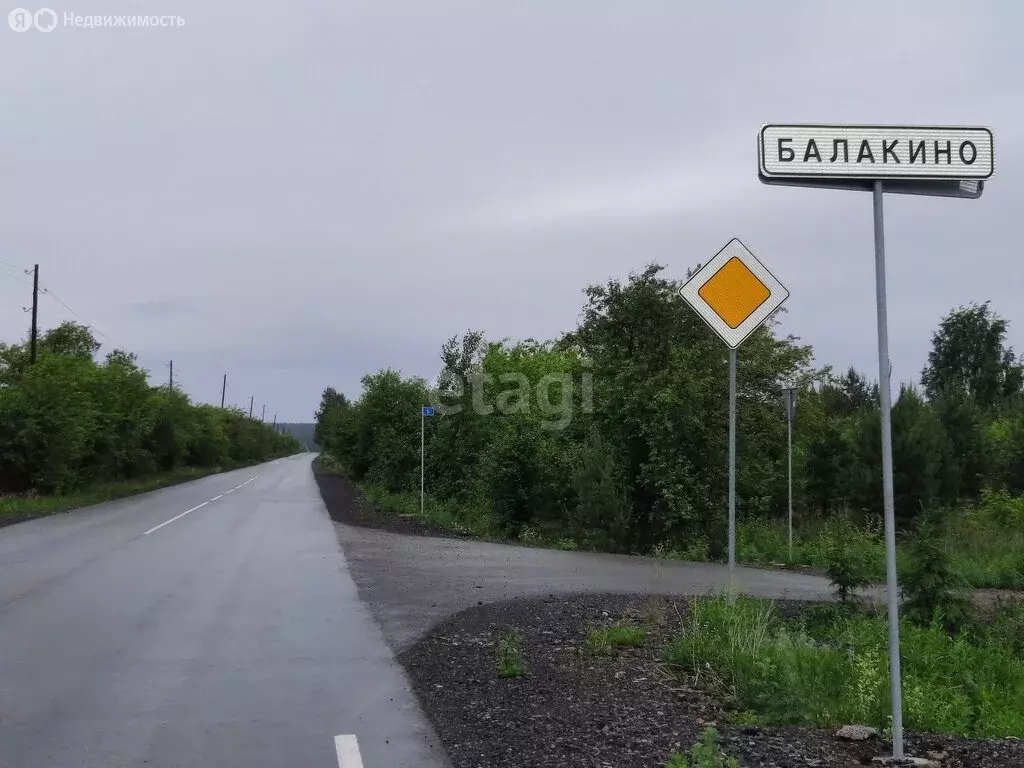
[399,593,1024,768]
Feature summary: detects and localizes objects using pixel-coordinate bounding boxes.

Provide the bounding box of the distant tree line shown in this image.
[276,422,319,451]
[314,264,1024,555]
[0,322,300,495]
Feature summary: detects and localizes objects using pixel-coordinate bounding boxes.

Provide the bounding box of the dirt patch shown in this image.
[399,594,1024,768]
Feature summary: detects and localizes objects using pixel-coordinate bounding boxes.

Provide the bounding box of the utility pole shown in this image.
[169,360,174,390]
[272,413,277,430]
[29,264,39,364]
[221,373,227,408]
[249,396,254,419]
[261,404,266,423]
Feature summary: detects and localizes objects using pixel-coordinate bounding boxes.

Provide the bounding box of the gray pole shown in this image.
[728,347,737,600]
[221,373,227,408]
[787,395,793,562]
[420,410,425,517]
[873,180,904,759]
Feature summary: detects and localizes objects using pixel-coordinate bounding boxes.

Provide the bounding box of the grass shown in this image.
[664,728,738,768]
[664,594,1024,738]
[586,623,648,655]
[496,629,527,678]
[735,491,1024,590]
[310,456,497,539]
[359,484,496,539]
[735,517,889,578]
[0,466,237,528]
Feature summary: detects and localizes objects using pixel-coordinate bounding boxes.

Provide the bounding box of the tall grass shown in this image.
[360,484,495,538]
[947,490,1024,589]
[736,490,1024,590]
[586,623,648,655]
[665,595,1024,737]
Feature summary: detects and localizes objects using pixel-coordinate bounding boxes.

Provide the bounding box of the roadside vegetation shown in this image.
[1,322,299,525]
[664,728,738,768]
[664,595,1024,739]
[586,623,648,655]
[314,264,1024,591]
[496,629,526,678]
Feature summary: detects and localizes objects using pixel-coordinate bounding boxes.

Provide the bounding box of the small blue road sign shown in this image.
[422,406,435,416]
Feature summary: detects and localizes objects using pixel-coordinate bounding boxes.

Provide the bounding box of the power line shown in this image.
[38,285,112,341]
[0,266,32,285]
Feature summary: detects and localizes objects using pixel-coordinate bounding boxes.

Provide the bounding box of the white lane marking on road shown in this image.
[142,473,263,536]
[334,735,363,768]
[142,501,209,536]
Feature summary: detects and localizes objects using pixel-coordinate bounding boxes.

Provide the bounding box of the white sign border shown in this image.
[680,238,789,349]
[758,124,995,181]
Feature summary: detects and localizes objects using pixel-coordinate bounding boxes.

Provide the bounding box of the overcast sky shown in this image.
[2,1,1021,421]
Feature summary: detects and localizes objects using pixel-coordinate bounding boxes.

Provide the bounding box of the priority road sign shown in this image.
[679,238,789,349]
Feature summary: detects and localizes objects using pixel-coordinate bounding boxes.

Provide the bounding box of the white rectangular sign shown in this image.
[759,125,993,181]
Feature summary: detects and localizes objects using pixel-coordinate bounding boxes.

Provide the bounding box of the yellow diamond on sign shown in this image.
[697,257,770,329]
[679,238,789,349]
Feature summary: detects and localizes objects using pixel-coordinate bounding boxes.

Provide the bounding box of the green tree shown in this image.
[569,428,631,551]
[901,506,969,631]
[569,264,813,553]
[0,321,297,497]
[425,330,488,501]
[931,387,988,501]
[922,302,1024,408]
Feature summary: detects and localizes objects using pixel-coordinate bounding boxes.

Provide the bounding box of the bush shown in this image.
[483,420,552,536]
[496,630,526,678]
[652,536,711,563]
[570,429,632,552]
[901,506,969,632]
[824,518,874,602]
[664,728,738,768]
[977,487,1024,526]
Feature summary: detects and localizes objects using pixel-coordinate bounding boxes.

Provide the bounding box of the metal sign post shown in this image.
[421,406,434,516]
[680,238,790,602]
[781,387,797,561]
[728,347,737,586]
[757,123,994,760]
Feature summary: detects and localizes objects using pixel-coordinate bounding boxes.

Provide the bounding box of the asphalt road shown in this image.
[332,505,847,653]
[0,455,450,768]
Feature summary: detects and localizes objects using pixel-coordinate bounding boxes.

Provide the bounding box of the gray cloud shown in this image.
[1,0,1021,420]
